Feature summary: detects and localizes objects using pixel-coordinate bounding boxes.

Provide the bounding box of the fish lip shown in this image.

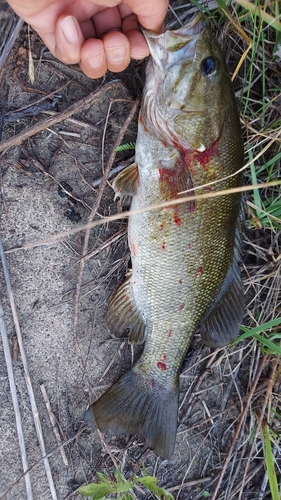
[141,12,205,42]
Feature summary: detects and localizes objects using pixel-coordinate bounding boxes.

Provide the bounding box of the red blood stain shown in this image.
[162,241,166,250]
[159,158,193,200]
[179,303,185,311]
[131,242,137,257]
[196,142,220,170]
[158,157,195,214]
[195,266,204,278]
[168,329,173,338]
[180,139,220,174]
[124,295,129,301]
[151,379,155,389]
[157,361,167,371]
[173,211,182,226]
[179,279,183,284]
[159,223,164,230]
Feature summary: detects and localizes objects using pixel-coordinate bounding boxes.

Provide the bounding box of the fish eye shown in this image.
[201,57,216,76]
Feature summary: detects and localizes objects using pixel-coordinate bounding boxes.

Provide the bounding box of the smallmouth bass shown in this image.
[85,14,244,459]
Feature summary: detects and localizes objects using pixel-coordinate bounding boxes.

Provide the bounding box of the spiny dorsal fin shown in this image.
[112,163,139,199]
[108,275,146,345]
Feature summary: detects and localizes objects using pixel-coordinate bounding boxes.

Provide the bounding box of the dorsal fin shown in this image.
[200,228,244,347]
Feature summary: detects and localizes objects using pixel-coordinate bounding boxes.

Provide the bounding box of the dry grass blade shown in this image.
[0,238,57,500]
[0,16,24,73]
[0,241,33,500]
[237,356,281,500]
[0,428,86,500]
[211,354,268,499]
[0,80,126,153]
[40,384,69,466]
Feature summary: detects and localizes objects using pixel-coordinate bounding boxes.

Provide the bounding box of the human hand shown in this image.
[6,0,168,78]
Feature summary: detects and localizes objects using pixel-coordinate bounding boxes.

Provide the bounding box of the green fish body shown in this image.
[85,14,244,459]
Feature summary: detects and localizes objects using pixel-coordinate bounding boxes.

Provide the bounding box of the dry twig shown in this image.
[0,80,126,154]
[0,241,33,499]
[0,237,57,500]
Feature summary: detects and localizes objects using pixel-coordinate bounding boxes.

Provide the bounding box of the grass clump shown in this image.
[78,468,174,499]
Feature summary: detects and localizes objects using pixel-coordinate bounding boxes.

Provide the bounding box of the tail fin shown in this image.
[84,369,179,459]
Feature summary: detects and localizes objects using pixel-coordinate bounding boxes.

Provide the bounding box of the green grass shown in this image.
[78,469,174,500]
[233,318,281,355]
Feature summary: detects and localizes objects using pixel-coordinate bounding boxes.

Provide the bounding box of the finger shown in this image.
[126,30,149,59]
[92,7,122,38]
[125,0,168,32]
[122,13,149,60]
[80,19,96,39]
[53,15,85,64]
[103,31,130,73]
[80,38,107,79]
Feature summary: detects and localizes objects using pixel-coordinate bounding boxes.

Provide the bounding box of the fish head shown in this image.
[143,14,235,152]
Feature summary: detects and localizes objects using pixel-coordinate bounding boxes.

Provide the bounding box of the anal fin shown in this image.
[107,275,146,345]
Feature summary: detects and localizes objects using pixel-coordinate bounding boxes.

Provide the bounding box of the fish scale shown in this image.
[85,13,244,459]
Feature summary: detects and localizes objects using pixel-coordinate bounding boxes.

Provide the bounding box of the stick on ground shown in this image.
[0,237,58,500]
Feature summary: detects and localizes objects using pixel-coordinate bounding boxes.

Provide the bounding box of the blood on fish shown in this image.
[179,279,183,284]
[159,158,191,199]
[125,295,129,301]
[195,266,204,278]
[162,241,166,250]
[159,223,164,230]
[196,141,220,170]
[157,361,167,371]
[168,329,173,338]
[151,379,156,389]
[173,211,182,226]
[179,303,185,311]
[158,157,195,214]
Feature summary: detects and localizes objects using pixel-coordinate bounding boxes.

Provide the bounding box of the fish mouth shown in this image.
[141,13,205,73]
[142,13,205,51]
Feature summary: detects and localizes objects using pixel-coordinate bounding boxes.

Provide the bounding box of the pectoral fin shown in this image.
[112,163,139,199]
[200,256,244,348]
[107,275,146,345]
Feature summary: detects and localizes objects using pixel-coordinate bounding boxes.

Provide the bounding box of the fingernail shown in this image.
[61,16,79,44]
[87,50,105,68]
[107,45,126,64]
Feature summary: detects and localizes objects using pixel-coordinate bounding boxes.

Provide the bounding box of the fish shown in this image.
[85,13,244,460]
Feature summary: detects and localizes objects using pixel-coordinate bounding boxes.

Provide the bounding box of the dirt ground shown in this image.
[0,2,280,500]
